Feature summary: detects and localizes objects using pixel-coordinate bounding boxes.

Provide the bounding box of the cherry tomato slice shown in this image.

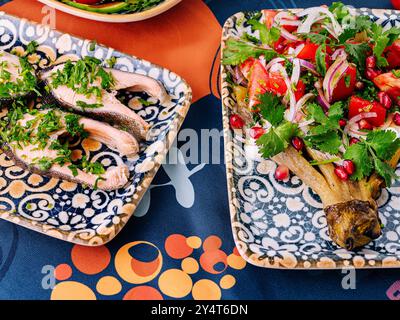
[373,71,400,102]
[267,71,287,96]
[239,57,255,80]
[247,60,269,110]
[385,39,400,69]
[297,43,319,61]
[294,79,306,101]
[263,9,277,28]
[331,64,357,102]
[348,96,387,127]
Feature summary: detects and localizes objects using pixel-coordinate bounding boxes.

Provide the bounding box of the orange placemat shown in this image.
[3,0,222,101]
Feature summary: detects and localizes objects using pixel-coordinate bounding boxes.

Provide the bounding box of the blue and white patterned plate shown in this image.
[221,8,400,269]
[0,12,192,245]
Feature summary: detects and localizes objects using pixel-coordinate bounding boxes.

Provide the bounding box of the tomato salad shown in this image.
[223,2,400,187]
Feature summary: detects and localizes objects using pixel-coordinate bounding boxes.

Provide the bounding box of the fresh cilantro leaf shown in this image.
[344,42,370,72]
[329,2,350,22]
[328,101,344,118]
[257,92,285,126]
[374,157,399,186]
[222,39,277,65]
[26,41,39,55]
[369,24,400,68]
[366,130,400,161]
[248,20,280,46]
[338,15,372,43]
[302,33,328,45]
[304,102,343,154]
[344,129,400,185]
[392,70,400,78]
[344,142,374,180]
[306,131,342,154]
[256,122,299,158]
[344,75,351,88]
[316,44,327,76]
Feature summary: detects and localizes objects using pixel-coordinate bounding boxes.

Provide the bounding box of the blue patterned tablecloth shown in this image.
[0,0,400,300]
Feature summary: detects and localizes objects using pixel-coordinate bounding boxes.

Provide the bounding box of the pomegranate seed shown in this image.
[275,43,285,54]
[349,137,360,145]
[366,55,376,69]
[249,126,265,139]
[378,91,392,109]
[394,113,400,126]
[343,160,355,175]
[339,119,347,127]
[291,136,304,151]
[359,119,373,130]
[275,165,289,181]
[365,68,381,80]
[229,114,244,129]
[334,166,349,181]
[355,81,365,90]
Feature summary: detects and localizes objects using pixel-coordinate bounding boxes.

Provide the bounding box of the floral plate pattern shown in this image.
[221,8,400,269]
[0,12,192,245]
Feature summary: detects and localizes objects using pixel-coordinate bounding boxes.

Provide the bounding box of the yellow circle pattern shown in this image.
[158,269,193,298]
[192,279,221,300]
[96,276,122,296]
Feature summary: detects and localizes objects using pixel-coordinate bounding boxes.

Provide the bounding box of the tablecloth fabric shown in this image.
[0,0,400,300]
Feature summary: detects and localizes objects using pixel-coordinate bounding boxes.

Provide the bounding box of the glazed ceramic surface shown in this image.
[0,11,192,245]
[221,8,400,269]
[38,0,182,23]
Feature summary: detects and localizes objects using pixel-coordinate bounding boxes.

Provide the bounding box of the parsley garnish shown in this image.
[76,101,103,109]
[369,24,400,68]
[344,130,400,186]
[256,121,300,158]
[304,102,344,154]
[392,70,400,78]
[343,42,370,73]
[248,19,280,46]
[315,44,327,76]
[222,39,277,66]
[257,92,285,126]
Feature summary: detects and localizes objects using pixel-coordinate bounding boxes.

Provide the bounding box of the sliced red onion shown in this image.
[295,93,315,122]
[291,58,301,85]
[280,28,299,41]
[296,92,314,110]
[298,59,319,75]
[347,112,378,126]
[279,19,301,27]
[344,112,378,137]
[274,11,295,23]
[265,57,285,71]
[297,7,343,36]
[271,64,296,122]
[322,24,339,40]
[322,56,349,102]
[297,11,322,34]
[314,80,330,110]
[293,43,305,57]
[317,89,331,110]
[298,118,315,127]
[331,48,347,60]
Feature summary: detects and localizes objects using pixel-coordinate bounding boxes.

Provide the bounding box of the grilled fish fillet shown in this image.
[2,109,138,191]
[39,63,169,140]
[0,51,36,107]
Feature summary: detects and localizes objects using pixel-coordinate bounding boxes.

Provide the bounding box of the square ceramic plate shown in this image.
[221,8,400,269]
[0,11,192,245]
[38,0,182,23]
